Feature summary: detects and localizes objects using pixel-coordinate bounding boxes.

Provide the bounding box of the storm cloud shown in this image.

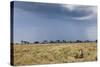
[13,1,97,43]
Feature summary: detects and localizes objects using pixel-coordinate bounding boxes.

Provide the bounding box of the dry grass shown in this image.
[12,42,97,66]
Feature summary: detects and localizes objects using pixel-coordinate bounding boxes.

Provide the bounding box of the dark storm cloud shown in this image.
[13,1,97,43]
[14,1,96,20]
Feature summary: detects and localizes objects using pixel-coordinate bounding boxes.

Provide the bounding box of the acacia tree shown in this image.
[84,40,90,43]
[56,40,60,43]
[21,40,30,44]
[43,40,48,44]
[76,40,82,43]
[62,40,66,43]
[34,41,39,44]
[49,40,55,43]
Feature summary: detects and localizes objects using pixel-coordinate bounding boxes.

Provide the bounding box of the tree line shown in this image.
[20,40,97,44]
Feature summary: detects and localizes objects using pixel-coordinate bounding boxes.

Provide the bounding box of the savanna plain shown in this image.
[12,42,97,66]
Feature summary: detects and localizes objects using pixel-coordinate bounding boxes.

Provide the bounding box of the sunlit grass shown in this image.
[13,42,97,66]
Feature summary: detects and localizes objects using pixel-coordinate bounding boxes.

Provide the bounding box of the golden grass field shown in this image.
[12,42,97,66]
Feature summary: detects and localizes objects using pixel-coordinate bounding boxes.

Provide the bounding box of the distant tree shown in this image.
[76,40,82,43]
[62,40,66,43]
[49,40,55,43]
[84,40,90,43]
[66,41,70,43]
[34,41,39,44]
[56,40,60,43]
[26,41,29,44]
[95,40,97,43]
[69,41,72,43]
[21,40,24,44]
[21,40,26,44]
[42,40,48,44]
[21,40,30,44]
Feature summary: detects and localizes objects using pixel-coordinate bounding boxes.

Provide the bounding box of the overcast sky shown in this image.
[13,1,97,43]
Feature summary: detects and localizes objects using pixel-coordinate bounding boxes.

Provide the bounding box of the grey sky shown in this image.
[12,1,97,43]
